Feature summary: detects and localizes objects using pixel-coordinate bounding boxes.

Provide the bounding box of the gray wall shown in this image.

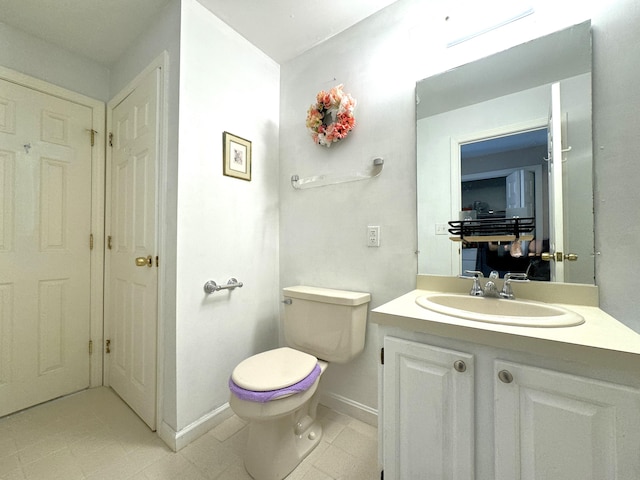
[591,1,640,323]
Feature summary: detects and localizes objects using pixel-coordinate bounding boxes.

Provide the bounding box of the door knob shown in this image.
[541,252,578,262]
[135,255,153,267]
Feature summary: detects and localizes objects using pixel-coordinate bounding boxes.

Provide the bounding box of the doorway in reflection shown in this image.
[460,129,550,280]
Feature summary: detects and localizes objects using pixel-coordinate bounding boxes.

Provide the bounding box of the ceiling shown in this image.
[0,0,401,65]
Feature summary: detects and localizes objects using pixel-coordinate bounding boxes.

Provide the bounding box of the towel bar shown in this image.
[291,157,384,189]
[204,278,243,294]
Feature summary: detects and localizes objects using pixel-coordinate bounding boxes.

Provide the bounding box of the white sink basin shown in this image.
[415,293,584,327]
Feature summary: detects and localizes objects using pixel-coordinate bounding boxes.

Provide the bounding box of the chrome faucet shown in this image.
[461,270,529,299]
[483,271,500,298]
[500,272,529,299]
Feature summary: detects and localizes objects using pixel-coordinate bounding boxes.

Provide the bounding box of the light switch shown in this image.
[435,224,448,235]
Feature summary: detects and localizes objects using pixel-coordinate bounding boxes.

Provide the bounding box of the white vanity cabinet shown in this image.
[374,282,640,478]
[494,360,640,480]
[382,336,475,480]
[380,334,640,479]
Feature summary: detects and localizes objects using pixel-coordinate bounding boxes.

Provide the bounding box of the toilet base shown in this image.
[243,401,323,480]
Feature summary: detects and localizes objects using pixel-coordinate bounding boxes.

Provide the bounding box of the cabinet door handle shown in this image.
[454,360,467,373]
[498,370,514,383]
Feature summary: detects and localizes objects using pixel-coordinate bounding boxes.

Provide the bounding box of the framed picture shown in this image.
[223,131,252,181]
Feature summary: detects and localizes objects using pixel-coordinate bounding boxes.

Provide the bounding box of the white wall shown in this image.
[280,0,640,417]
[174,0,280,432]
[108,2,181,99]
[0,21,109,101]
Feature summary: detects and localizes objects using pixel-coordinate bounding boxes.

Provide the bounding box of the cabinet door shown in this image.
[495,360,640,480]
[383,336,474,480]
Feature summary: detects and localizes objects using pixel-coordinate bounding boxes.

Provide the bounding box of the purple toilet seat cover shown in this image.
[229,363,321,403]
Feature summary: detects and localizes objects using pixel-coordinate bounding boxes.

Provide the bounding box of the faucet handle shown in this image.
[461,270,484,296]
[500,272,529,299]
[504,272,528,282]
[462,270,484,279]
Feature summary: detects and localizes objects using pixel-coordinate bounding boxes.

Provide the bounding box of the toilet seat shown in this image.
[229,363,321,403]
[232,347,317,391]
[229,347,321,403]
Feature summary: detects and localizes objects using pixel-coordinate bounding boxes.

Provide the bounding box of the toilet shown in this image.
[228,285,371,480]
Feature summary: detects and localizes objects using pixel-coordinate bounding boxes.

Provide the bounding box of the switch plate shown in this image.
[367,226,380,247]
[435,223,448,235]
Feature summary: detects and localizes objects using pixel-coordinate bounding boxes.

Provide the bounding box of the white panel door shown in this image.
[495,360,640,480]
[383,336,475,480]
[105,68,159,429]
[547,82,565,281]
[0,78,92,417]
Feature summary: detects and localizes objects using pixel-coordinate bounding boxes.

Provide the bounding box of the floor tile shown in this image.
[0,387,379,480]
[21,448,85,480]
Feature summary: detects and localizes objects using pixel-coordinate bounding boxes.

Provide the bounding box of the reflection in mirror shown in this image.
[460,129,548,280]
[416,21,595,284]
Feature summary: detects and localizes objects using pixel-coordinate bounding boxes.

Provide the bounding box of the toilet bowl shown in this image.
[229,348,328,480]
[228,286,370,480]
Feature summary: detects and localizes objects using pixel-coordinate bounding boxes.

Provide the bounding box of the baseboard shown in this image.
[157,402,234,451]
[319,392,378,427]
[157,395,377,450]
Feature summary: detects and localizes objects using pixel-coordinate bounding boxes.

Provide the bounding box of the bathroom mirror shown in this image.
[416,21,595,284]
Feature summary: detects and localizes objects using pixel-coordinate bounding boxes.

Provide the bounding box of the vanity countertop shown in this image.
[372,276,640,366]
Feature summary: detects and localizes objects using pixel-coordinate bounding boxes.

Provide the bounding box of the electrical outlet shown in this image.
[367,226,380,247]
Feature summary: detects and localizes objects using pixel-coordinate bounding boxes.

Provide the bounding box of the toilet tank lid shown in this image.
[283,286,371,306]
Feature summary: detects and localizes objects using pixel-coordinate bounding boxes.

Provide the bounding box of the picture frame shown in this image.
[223,131,252,181]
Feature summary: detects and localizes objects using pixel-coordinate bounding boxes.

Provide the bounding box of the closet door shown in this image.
[0,77,92,416]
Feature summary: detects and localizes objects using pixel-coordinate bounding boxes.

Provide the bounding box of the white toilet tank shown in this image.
[282,286,371,364]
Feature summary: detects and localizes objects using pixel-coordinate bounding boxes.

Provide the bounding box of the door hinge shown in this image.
[105,339,111,354]
[380,347,384,365]
[89,340,93,355]
[155,255,159,267]
[89,233,94,250]
[107,235,112,250]
[108,132,113,147]
[87,128,97,146]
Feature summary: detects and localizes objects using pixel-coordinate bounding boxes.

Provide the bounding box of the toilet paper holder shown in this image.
[204,278,243,294]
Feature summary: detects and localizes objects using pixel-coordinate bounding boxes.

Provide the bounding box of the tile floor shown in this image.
[0,388,380,480]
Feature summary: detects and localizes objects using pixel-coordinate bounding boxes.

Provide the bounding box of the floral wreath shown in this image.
[305,84,356,147]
